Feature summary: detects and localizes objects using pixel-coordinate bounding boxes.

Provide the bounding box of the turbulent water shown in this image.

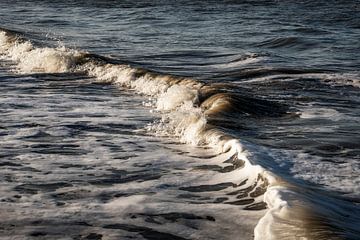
[0,1,359,240]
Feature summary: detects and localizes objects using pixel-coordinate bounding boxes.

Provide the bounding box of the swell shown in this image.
[1,28,359,240]
[213,67,333,81]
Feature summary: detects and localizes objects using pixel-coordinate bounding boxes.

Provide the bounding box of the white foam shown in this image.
[19,47,81,73]
[291,152,359,195]
[319,73,360,88]
[255,186,298,240]
[156,85,198,111]
[0,31,12,53]
[104,195,147,213]
[0,32,81,73]
[300,107,344,121]
[86,63,171,96]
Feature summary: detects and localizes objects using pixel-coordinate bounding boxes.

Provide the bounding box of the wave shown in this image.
[1,28,359,240]
[254,36,315,49]
[236,71,360,89]
[213,67,332,80]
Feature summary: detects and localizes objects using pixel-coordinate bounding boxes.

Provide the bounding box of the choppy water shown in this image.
[0,1,359,239]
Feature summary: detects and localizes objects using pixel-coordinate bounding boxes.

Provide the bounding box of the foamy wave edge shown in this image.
[0,30,353,240]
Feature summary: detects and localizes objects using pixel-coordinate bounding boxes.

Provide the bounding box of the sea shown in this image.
[0,1,359,239]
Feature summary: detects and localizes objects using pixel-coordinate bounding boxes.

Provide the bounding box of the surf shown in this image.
[1,28,359,240]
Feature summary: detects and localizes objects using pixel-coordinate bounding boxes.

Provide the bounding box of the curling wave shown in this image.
[1,28,359,240]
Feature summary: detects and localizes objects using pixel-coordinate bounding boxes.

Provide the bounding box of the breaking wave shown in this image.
[1,28,359,240]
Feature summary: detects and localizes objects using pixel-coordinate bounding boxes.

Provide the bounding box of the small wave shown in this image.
[293,26,331,34]
[1,28,359,240]
[255,36,307,49]
[211,53,263,69]
[238,71,360,88]
[213,67,330,81]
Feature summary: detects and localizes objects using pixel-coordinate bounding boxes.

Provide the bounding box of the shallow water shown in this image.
[0,1,359,239]
[0,65,266,239]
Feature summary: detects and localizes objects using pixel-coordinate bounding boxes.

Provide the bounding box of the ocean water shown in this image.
[0,1,359,239]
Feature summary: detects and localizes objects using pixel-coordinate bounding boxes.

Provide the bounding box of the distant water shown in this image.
[0,1,359,239]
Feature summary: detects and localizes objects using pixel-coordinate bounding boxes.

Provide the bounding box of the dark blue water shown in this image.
[1,1,360,72]
[0,1,359,239]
